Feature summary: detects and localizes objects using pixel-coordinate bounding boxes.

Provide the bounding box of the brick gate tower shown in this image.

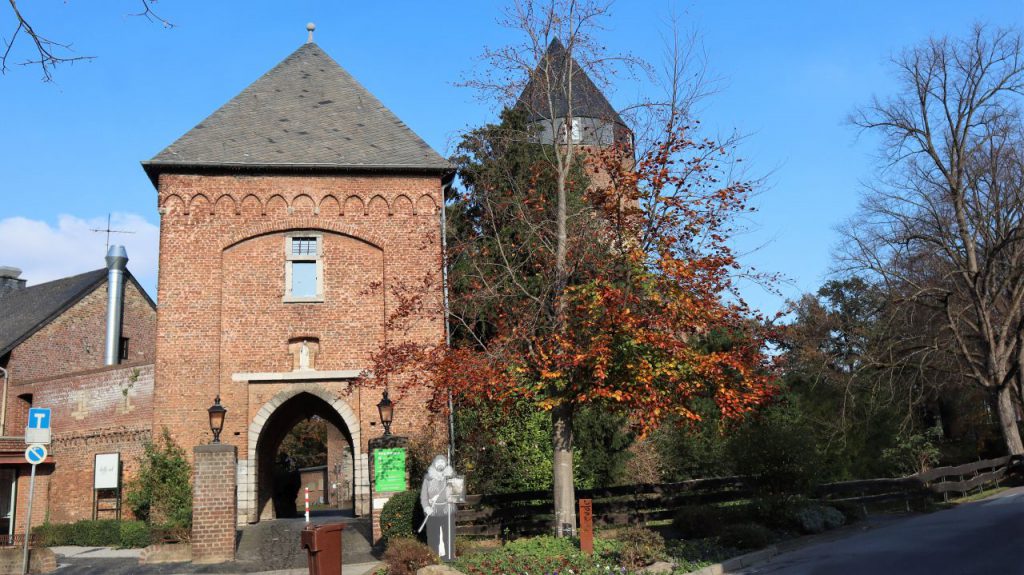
[142,35,450,536]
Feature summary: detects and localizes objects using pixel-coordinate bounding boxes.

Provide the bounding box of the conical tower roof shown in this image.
[143,42,449,182]
[516,38,625,127]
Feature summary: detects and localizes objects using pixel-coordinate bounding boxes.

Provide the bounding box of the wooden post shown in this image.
[578,499,593,555]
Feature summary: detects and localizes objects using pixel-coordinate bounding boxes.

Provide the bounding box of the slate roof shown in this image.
[516,38,626,127]
[143,42,450,182]
[0,269,154,358]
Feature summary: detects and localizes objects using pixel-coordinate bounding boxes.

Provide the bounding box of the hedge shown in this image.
[33,520,152,548]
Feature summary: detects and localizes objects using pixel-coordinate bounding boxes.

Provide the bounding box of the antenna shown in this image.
[90,214,135,250]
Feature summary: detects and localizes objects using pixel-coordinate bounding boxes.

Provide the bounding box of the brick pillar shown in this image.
[192,444,237,564]
[367,435,409,544]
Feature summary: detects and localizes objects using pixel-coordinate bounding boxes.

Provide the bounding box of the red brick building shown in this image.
[0,36,450,546]
[141,39,449,525]
[0,262,157,537]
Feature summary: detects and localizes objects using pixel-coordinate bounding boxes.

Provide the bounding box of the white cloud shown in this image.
[0,213,159,298]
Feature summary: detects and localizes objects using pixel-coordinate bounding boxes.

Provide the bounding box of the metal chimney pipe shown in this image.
[104,245,129,366]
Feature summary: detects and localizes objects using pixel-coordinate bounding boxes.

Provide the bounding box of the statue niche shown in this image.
[288,338,320,371]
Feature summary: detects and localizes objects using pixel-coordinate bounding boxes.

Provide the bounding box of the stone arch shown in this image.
[392,194,414,217]
[415,194,438,216]
[367,195,390,217]
[220,218,389,252]
[292,194,316,216]
[319,195,341,217]
[242,384,367,524]
[343,195,365,217]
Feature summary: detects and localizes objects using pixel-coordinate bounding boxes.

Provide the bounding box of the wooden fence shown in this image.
[456,455,1022,537]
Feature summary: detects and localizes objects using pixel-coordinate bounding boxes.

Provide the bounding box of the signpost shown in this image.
[22,444,46,575]
[579,499,594,554]
[24,408,51,445]
[22,407,50,575]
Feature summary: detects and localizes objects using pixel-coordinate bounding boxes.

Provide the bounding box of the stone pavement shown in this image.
[51,511,379,575]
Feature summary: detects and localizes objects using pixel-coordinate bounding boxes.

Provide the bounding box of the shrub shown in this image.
[820,506,845,530]
[728,409,823,498]
[830,500,867,523]
[718,523,774,550]
[125,428,192,531]
[383,537,437,575]
[379,491,424,544]
[792,506,826,534]
[616,526,665,570]
[118,520,153,548]
[33,520,151,547]
[675,501,749,536]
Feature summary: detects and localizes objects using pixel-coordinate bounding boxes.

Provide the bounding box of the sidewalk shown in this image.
[50,546,381,575]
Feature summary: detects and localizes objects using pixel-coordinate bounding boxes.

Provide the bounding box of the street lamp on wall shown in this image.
[377,390,394,436]
[208,395,226,444]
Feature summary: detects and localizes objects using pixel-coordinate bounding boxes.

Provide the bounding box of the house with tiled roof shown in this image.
[0,255,156,539]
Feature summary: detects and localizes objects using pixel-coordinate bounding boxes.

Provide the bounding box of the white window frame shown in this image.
[284,233,324,303]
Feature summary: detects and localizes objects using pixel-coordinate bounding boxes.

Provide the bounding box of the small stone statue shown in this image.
[419,455,457,561]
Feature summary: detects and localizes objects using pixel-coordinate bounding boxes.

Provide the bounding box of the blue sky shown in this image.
[1,1,1021,315]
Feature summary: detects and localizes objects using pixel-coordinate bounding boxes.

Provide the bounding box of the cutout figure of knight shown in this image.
[419,455,456,561]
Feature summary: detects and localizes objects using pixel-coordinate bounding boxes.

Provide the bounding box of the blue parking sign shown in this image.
[27,408,50,430]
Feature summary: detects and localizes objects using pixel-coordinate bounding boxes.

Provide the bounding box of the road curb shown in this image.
[681,546,778,575]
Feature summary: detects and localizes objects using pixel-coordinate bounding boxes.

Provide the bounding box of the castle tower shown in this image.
[143,39,450,525]
[516,38,632,150]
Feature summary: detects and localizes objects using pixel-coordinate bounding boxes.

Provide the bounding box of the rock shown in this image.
[640,561,675,574]
[417,565,465,575]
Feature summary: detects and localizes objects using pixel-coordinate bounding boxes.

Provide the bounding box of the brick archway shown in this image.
[239,385,369,524]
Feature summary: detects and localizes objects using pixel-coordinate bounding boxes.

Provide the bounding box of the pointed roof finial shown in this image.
[306,22,316,44]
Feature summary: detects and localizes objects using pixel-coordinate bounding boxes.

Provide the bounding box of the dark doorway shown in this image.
[255,392,354,520]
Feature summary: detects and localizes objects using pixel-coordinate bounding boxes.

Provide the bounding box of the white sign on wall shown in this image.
[94,453,120,489]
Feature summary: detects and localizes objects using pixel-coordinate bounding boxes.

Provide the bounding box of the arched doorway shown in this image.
[242,385,367,523]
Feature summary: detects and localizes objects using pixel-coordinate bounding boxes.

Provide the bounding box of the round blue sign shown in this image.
[25,444,47,465]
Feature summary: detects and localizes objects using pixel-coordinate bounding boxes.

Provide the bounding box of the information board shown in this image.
[94,453,120,489]
[373,447,407,492]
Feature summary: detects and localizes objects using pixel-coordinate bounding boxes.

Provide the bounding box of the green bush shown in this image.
[750,496,809,530]
[792,506,826,534]
[830,500,867,523]
[718,523,774,550]
[672,504,753,539]
[32,520,152,548]
[616,526,665,570]
[125,428,192,531]
[383,537,437,575]
[118,520,153,548]
[820,506,845,530]
[379,491,423,544]
[728,408,823,498]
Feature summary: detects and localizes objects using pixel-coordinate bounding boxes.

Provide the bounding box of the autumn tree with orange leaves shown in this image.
[366,0,777,535]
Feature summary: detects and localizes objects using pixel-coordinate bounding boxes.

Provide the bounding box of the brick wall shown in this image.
[4,278,156,386]
[152,173,448,470]
[191,443,237,564]
[6,364,154,529]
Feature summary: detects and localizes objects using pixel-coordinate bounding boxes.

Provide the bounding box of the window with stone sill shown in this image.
[284,234,323,302]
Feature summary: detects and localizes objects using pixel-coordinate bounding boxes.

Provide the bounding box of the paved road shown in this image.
[735,487,1024,575]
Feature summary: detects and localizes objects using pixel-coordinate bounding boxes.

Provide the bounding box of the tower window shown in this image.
[119,337,130,361]
[285,234,323,302]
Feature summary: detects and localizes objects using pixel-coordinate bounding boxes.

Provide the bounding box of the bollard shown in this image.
[305,487,310,523]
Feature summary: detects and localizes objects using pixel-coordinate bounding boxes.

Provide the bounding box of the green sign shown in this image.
[374,448,407,492]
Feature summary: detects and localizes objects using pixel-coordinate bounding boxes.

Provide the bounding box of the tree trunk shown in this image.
[996,384,1024,455]
[551,403,576,536]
